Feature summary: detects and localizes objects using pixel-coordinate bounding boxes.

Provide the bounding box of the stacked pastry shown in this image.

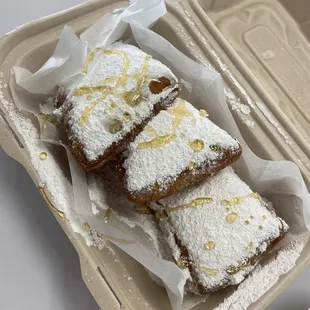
[53,42,288,294]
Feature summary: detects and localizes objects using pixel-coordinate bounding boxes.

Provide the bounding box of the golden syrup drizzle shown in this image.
[82,48,102,73]
[189,139,204,151]
[246,242,254,251]
[231,197,244,205]
[105,101,118,114]
[134,100,194,150]
[39,152,47,160]
[103,76,119,84]
[177,258,188,269]
[248,192,261,199]
[105,50,131,87]
[39,113,57,125]
[199,266,219,275]
[109,119,123,134]
[96,232,136,244]
[77,51,151,125]
[83,222,91,231]
[134,100,193,150]
[134,204,153,215]
[121,55,151,106]
[79,94,108,125]
[189,197,213,207]
[137,134,176,149]
[226,212,239,224]
[167,99,192,132]
[73,85,111,96]
[122,112,132,123]
[188,162,197,170]
[144,125,158,137]
[221,192,260,206]
[166,197,212,214]
[226,265,241,275]
[40,113,57,132]
[205,241,216,250]
[104,208,112,221]
[38,186,65,218]
[227,260,249,275]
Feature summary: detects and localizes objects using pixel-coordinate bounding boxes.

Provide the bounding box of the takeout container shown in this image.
[0,0,310,309]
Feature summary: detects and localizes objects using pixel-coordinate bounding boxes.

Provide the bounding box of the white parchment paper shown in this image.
[8,0,310,309]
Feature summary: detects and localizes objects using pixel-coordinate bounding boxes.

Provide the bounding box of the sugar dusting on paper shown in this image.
[0,80,73,215]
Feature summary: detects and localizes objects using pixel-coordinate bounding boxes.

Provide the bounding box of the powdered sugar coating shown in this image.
[215,239,304,310]
[151,167,288,292]
[124,99,240,192]
[54,42,178,161]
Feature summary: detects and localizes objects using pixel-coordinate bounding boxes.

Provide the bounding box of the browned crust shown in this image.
[57,87,180,171]
[125,146,242,203]
[157,211,288,295]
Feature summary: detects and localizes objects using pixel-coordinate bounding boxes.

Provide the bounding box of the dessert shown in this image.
[119,98,242,202]
[150,167,288,294]
[53,42,179,171]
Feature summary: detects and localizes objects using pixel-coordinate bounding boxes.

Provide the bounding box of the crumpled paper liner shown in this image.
[8,0,310,309]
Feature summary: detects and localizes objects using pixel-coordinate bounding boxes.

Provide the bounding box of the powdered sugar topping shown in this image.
[215,239,304,310]
[152,167,288,291]
[124,98,240,192]
[54,42,178,161]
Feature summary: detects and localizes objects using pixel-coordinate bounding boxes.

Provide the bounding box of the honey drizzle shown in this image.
[166,197,213,214]
[137,100,193,149]
[83,222,91,231]
[79,94,108,125]
[73,85,111,96]
[39,113,57,132]
[199,266,219,275]
[167,99,192,132]
[121,55,151,105]
[104,207,112,221]
[226,212,239,224]
[177,258,188,269]
[77,50,151,126]
[221,192,261,206]
[38,186,65,218]
[137,134,176,149]
[82,48,102,74]
[145,125,158,137]
[227,260,249,275]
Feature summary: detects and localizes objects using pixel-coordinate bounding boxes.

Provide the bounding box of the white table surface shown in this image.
[0,1,310,310]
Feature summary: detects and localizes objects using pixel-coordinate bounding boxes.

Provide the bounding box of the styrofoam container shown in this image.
[0,0,309,309]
